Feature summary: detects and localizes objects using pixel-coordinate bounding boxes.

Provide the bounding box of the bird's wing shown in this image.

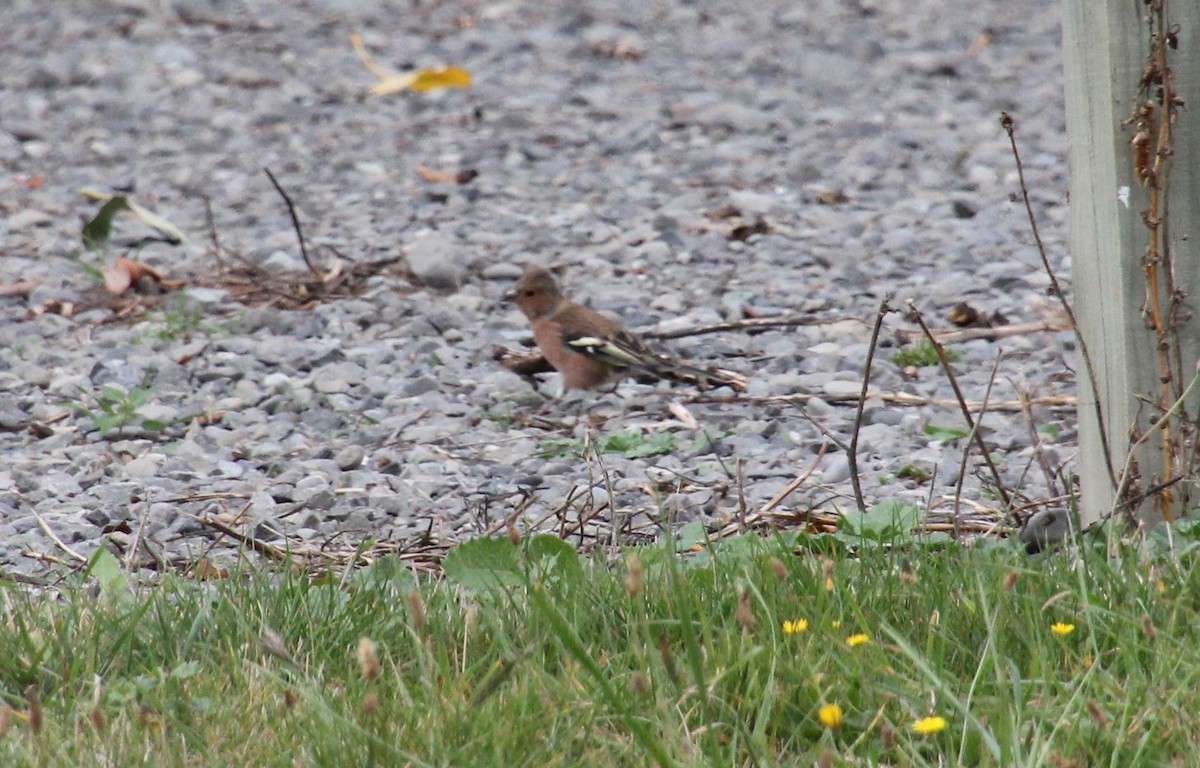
[564,328,747,392]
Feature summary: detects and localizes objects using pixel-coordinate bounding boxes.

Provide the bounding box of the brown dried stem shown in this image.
[263,167,320,277]
[686,391,1074,413]
[1016,386,1063,500]
[952,352,1004,533]
[1001,111,1116,490]
[908,300,1012,512]
[848,298,893,513]
[642,313,859,340]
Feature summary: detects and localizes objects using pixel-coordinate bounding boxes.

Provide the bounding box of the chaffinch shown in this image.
[507,268,747,391]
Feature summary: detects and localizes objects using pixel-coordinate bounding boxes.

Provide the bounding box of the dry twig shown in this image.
[848,298,893,512]
[908,300,1012,512]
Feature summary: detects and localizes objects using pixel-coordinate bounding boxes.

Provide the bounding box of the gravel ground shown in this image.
[0,0,1075,578]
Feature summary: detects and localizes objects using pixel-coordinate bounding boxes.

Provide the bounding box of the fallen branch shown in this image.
[892,319,1068,344]
[686,391,1075,412]
[711,443,829,540]
[643,313,860,340]
[31,508,88,563]
[189,513,293,562]
[0,280,37,298]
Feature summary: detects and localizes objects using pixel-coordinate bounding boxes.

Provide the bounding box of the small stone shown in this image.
[407,232,466,289]
[818,455,851,484]
[482,263,525,280]
[262,249,307,272]
[822,380,864,399]
[335,444,365,470]
[402,376,440,397]
[216,461,245,478]
[248,491,277,515]
[7,209,53,230]
[122,454,163,478]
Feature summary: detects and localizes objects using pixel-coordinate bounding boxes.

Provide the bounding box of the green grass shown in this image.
[539,428,678,459]
[2,525,1199,766]
[139,294,215,342]
[892,340,958,368]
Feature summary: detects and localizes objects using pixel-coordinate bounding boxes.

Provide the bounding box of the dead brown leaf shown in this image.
[816,188,849,205]
[728,218,771,241]
[704,204,742,220]
[193,558,229,580]
[0,280,36,298]
[103,257,166,295]
[416,165,478,184]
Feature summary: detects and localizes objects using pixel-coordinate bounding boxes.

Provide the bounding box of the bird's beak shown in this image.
[503,288,517,302]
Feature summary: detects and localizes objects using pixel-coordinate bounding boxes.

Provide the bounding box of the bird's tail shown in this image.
[643,356,748,392]
[567,331,747,392]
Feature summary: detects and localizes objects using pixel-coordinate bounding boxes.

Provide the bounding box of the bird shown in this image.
[507,267,747,391]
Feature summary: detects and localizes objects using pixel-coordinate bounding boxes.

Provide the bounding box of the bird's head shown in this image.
[507,268,564,319]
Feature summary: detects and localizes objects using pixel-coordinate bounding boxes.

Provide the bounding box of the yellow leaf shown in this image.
[351,32,471,95]
[408,66,471,92]
[369,72,419,95]
[349,31,391,78]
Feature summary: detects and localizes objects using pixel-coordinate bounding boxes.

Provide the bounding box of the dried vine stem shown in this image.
[1125,0,1186,521]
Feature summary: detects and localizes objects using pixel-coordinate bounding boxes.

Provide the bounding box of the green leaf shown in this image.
[352,554,418,591]
[538,437,582,459]
[82,195,131,252]
[924,423,969,441]
[674,520,708,551]
[127,387,150,409]
[1038,422,1062,439]
[442,537,522,594]
[81,188,186,246]
[843,500,922,542]
[627,432,676,458]
[86,546,128,604]
[601,430,676,458]
[99,384,127,403]
[526,535,585,591]
[782,530,851,556]
[705,533,765,567]
[126,199,186,244]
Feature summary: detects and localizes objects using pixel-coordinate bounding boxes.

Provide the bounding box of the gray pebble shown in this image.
[336,445,366,470]
[407,231,466,289]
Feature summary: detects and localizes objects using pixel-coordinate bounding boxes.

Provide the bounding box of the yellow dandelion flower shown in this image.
[782,619,809,634]
[846,633,870,647]
[818,703,843,729]
[913,715,947,735]
[1050,622,1075,636]
[825,576,835,591]
[831,620,842,629]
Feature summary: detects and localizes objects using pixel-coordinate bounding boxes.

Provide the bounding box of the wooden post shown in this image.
[1064,0,1200,526]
